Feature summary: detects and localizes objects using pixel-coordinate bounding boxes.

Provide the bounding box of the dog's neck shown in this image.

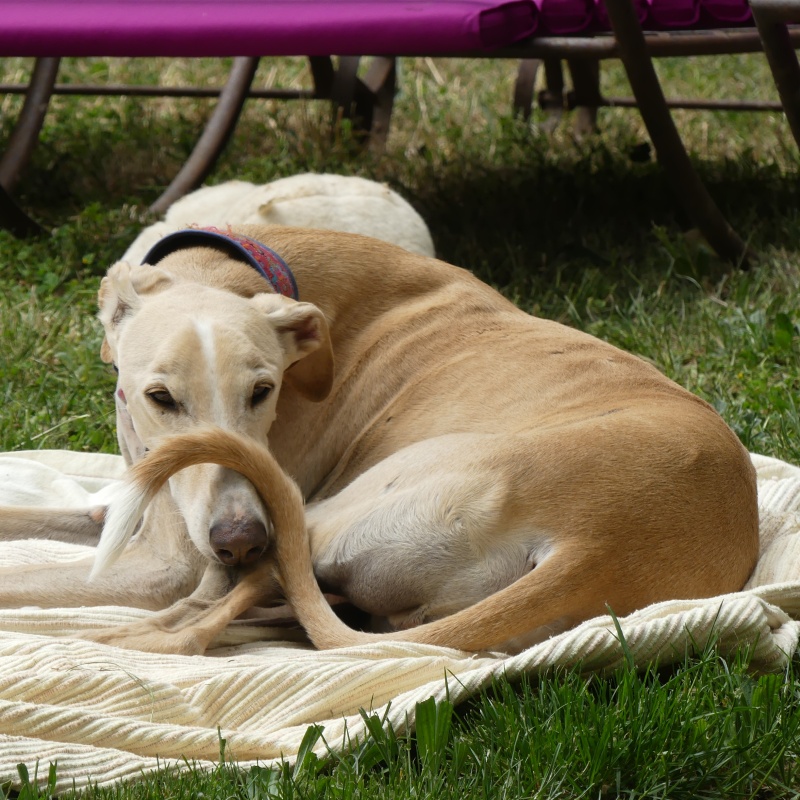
[142,227,299,300]
[234,226,472,337]
[148,224,469,348]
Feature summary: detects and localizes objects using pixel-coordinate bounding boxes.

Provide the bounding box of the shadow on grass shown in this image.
[6,102,800,300]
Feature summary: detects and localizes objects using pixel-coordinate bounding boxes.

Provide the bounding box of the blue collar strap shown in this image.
[141,226,299,300]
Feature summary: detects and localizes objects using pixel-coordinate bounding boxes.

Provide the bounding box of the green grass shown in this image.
[2,54,800,797]
[7,652,800,799]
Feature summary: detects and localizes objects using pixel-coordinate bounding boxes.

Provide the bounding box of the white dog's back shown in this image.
[123,174,435,263]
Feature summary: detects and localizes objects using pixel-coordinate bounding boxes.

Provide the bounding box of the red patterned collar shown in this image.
[141,226,299,300]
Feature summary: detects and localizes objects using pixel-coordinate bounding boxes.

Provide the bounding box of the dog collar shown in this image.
[141,226,299,300]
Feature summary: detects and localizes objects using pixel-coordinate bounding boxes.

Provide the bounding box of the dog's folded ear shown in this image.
[98,262,174,364]
[251,293,334,402]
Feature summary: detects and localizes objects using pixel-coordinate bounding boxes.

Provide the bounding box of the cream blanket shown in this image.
[0,449,798,791]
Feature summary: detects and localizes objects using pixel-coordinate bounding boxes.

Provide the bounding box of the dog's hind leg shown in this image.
[308,411,758,652]
[0,506,104,545]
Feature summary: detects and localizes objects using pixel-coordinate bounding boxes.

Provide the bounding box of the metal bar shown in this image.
[751,0,800,146]
[362,57,397,152]
[750,0,800,15]
[599,96,786,110]
[513,60,542,119]
[0,83,316,100]
[0,57,59,191]
[308,57,335,98]
[331,56,361,118]
[539,58,566,132]
[150,56,259,215]
[441,26,800,59]
[362,56,395,94]
[602,0,749,263]
[567,58,601,133]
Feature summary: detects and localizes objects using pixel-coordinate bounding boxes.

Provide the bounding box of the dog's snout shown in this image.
[209,518,268,566]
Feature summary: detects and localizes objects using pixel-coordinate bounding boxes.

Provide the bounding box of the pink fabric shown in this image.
[699,0,752,23]
[539,0,595,33]
[534,0,753,32]
[0,1,537,57]
[648,0,700,27]
[594,0,649,29]
[0,0,757,57]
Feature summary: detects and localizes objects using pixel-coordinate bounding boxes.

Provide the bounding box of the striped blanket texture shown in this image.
[0,448,798,791]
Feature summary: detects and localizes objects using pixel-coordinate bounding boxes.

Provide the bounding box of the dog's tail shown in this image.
[95,427,579,653]
[91,476,159,580]
[91,426,367,646]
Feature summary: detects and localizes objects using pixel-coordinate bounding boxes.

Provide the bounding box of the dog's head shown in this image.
[96,260,332,568]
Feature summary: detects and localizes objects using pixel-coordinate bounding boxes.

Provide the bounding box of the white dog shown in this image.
[123,173,435,264]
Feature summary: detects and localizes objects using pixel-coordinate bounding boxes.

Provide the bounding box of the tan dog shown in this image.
[0,226,759,654]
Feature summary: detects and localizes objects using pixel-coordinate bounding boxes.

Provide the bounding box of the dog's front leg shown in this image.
[82,559,282,655]
[0,506,105,545]
[0,491,200,611]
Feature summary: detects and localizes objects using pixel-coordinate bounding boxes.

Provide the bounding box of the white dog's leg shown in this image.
[0,492,205,611]
[0,544,201,611]
[0,506,104,545]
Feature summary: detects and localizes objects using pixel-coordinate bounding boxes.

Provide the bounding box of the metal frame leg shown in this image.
[567,58,602,136]
[513,59,543,120]
[516,58,601,135]
[0,58,59,237]
[149,56,260,215]
[750,0,800,148]
[603,0,749,263]
[331,55,362,120]
[540,58,567,133]
[0,57,59,191]
[330,56,396,151]
[361,57,396,152]
[309,56,335,99]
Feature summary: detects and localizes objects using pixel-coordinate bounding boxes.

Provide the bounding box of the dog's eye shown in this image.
[146,389,177,410]
[251,384,273,407]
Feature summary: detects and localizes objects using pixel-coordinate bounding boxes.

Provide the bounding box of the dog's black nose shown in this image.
[209,518,268,566]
